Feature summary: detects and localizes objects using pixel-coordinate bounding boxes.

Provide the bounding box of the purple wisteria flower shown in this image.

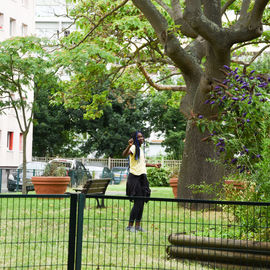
[232,97,239,101]
[255,93,262,96]
[240,167,245,173]
[198,115,203,119]
[204,99,210,104]
[210,101,215,104]
[231,158,237,164]
[224,65,230,70]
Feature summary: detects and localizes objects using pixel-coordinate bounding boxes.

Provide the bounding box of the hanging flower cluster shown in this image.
[197,66,270,174]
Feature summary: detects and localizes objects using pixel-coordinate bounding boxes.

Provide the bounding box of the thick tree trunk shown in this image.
[178,120,224,200]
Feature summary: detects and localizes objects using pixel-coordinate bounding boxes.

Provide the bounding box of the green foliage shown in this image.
[0,36,56,192]
[147,167,170,187]
[250,53,270,74]
[148,91,186,159]
[77,93,152,157]
[53,43,113,120]
[251,138,270,201]
[197,67,270,175]
[43,162,67,177]
[189,179,270,240]
[0,36,52,114]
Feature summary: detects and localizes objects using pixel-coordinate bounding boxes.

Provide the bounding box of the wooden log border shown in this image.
[167,234,270,268]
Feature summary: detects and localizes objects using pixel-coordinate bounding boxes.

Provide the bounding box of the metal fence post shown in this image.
[68,194,78,270]
[75,193,85,270]
[16,169,20,192]
[0,169,2,193]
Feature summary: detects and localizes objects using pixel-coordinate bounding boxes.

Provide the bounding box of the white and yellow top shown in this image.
[129,145,147,175]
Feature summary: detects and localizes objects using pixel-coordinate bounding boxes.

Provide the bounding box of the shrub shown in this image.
[147,167,170,187]
[43,162,67,177]
[197,67,270,175]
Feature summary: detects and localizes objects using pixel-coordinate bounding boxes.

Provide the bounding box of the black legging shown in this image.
[129,197,145,223]
[126,173,150,223]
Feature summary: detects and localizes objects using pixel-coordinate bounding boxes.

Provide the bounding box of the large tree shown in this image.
[62,0,269,199]
[0,36,54,194]
[33,82,77,157]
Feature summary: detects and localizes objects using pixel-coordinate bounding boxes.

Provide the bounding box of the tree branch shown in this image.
[221,0,237,14]
[184,1,228,49]
[229,0,268,44]
[232,44,270,71]
[154,0,173,17]
[232,40,269,51]
[62,0,130,50]
[132,0,200,77]
[249,0,269,29]
[136,61,186,92]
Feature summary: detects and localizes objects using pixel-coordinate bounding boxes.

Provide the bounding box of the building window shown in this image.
[19,133,23,151]
[21,0,28,7]
[0,13,4,31]
[21,23,28,36]
[7,131,14,150]
[10,18,16,36]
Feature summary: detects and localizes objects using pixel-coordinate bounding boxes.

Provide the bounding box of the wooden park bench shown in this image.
[71,178,111,208]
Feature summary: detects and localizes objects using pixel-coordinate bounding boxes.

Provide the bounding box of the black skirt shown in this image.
[126,173,151,201]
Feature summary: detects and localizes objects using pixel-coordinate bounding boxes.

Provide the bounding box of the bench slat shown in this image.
[73,178,111,195]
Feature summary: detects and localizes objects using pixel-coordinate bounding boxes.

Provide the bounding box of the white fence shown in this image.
[33,157,181,171]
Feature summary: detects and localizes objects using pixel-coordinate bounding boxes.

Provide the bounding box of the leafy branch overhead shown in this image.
[59,0,269,200]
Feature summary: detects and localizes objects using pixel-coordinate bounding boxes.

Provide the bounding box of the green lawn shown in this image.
[106,181,175,198]
[1,186,268,269]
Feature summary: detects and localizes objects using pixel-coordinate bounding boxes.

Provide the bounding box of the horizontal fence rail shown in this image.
[32,157,181,171]
[0,194,71,269]
[0,194,269,269]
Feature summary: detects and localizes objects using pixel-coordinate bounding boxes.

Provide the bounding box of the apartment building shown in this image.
[35,0,75,39]
[0,0,35,190]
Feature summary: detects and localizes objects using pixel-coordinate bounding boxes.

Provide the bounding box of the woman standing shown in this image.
[122,131,161,232]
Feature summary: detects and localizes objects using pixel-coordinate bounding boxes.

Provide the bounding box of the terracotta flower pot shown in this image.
[31,176,71,194]
[224,180,245,190]
[169,178,178,198]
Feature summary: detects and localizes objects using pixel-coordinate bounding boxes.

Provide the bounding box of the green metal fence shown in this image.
[1,194,270,269]
[0,169,2,193]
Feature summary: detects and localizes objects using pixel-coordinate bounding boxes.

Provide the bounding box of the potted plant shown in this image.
[31,162,70,194]
[169,168,179,198]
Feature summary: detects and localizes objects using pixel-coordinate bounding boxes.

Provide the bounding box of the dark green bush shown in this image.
[147,167,170,187]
